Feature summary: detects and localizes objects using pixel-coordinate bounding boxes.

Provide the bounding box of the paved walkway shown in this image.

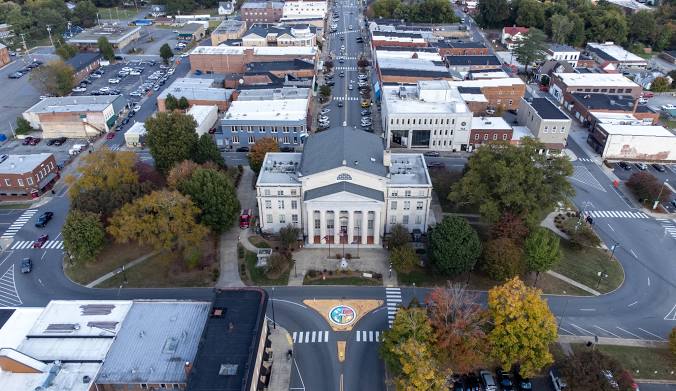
[546,270,601,296]
[268,323,293,391]
[85,251,159,288]
[558,334,667,347]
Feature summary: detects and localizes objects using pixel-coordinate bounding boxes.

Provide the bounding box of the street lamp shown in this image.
[653,179,669,210]
[596,271,609,290]
[323,235,331,258]
[270,287,276,329]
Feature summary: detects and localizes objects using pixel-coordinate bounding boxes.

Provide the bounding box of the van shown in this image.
[239,209,254,229]
[69,144,86,156]
[550,367,567,391]
[479,370,497,391]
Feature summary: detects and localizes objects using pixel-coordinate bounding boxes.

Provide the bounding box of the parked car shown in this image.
[35,212,54,228]
[479,370,497,391]
[550,367,567,391]
[496,368,514,391]
[8,72,23,79]
[133,104,142,112]
[360,109,371,116]
[99,87,110,93]
[641,91,654,98]
[33,234,49,248]
[618,161,631,170]
[320,108,331,115]
[652,163,666,172]
[235,146,249,152]
[52,137,67,146]
[424,151,440,157]
[0,154,8,164]
[106,132,115,140]
[108,78,120,84]
[661,104,675,111]
[427,161,444,168]
[28,137,41,145]
[635,162,648,170]
[21,258,32,273]
[72,86,87,92]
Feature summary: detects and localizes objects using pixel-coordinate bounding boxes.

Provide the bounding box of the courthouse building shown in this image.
[256,127,433,246]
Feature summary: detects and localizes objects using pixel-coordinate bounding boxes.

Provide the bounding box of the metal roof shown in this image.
[0,154,53,174]
[25,95,122,114]
[305,182,384,201]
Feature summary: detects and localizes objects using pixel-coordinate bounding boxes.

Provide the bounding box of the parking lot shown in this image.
[612,161,676,211]
[0,136,91,169]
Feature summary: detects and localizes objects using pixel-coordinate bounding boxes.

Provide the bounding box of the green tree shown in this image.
[319,84,331,98]
[72,0,98,27]
[178,96,190,110]
[164,94,179,111]
[449,139,574,224]
[159,43,174,64]
[381,306,436,374]
[629,10,657,45]
[55,44,78,60]
[481,237,525,281]
[97,36,115,61]
[488,277,558,377]
[145,111,199,174]
[248,137,279,174]
[477,0,510,28]
[392,338,447,391]
[651,77,670,92]
[388,224,410,250]
[513,28,547,73]
[428,216,482,276]
[587,8,628,44]
[30,60,75,96]
[15,117,35,135]
[107,190,209,256]
[279,224,301,250]
[194,133,225,167]
[567,15,586,47]
[560,350,633,391]
[515,0,545,29]
[176,168,239,233]
[524,227,562,281]
[550,14,574,44]
[62,210,105,263]
[390,245,419,274]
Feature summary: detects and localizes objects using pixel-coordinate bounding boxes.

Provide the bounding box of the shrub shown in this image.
[481,238,525,281]
[670,327,676,356]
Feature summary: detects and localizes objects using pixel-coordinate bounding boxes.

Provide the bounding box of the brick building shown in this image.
[549,73,642,104]
[210,19,247,45]
[470,116,513,148]
[0,153,59,199]
[445,55,502,73]
[240,1,284,25]
[189,45,317,74]
[65,52,101,83]
[0,43,10,67]
[157,78,233,112]
[563,93,658,128]
[446,78,526,111]
[433,41,488,57]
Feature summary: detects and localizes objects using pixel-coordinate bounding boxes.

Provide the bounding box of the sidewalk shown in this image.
[558,334,667,347]
[268,323,293,391]
[85,251,159,288]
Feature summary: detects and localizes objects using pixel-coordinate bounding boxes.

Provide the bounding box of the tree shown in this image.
[97,36,115,61]
[71,183,150,220]
[62,210,105,263]
[107,190,209,256]
[488,277,558,377]
[513,28,547,73]
[392,338,447,391]
[176,168,239,233]
[390,245,419,274]
[524,227,561,281]
[168,160,202,188]
[134,161,165,189]
[178,96,190,110]
[145,112,199,174]
[477,0,509,28]
[15,117,35,135]
[449,139,574,224]
[194,133,225,167]
[550,14,574,44]
[248,137,279,174]
[559,349,632,391]
[425,284,489,373]
[164,94,179,111]
[67,148,139,199]
[651,77,670,92]
[629,10,657,45]
[515,0,545,29]
[30,60,76,96]
[428,216,482,276]
[490,212,529,243]
[388,224,410,250]
[481,237,525,281]
[588,8,628,44]
[72,0,98,27]
[55,44,78,60]
[319,84,331,99]
[279,224,301,250]
[670,327,676,356]
[159,43,173,64]
[381,306,436,374]
[626,171,672,204]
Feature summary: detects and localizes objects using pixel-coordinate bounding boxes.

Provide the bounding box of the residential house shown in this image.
[218,1,234,15]
[546,44,580,67]
[65,52,101,83]
[149,4,166,17]
[501,26,529,50]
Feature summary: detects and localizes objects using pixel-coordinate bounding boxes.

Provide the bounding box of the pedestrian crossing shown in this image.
[108,144,122,151]
[292,330,330,344]
[354,330,381,342]
[577,158,595,163]
[657,218,676,239]
[333,96,359,101]
[334,66,357,70]
[0,209,38,240]
[586,210,649,219]
[10,240,64,250]
[385,287,402,327]
[0,265,22,307]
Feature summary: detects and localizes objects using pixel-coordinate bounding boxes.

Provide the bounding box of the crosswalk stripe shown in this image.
[387,298,402,302]
[385,288,401,291]
[304,332,309,343]
[356,331,360,341]
[311,331,316,343]
[292,331,297,342]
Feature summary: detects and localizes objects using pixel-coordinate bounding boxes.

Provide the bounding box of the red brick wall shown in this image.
[481,85,526,110]
[372,40,427,48]
[0,155,59,199]
[438,47,488,56]
[469,129,513,145]
[0,47,10,67]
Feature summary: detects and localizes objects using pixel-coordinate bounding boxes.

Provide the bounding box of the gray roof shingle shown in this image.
[304,182,384,201]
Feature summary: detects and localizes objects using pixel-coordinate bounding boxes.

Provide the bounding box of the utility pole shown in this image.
[653,179,669,210]
[19,33,28,54]
[46,25,54,47]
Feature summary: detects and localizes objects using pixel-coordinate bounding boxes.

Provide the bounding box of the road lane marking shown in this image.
[607,223,615,232]
[647,277,651,287]
[579,308,596,311]
[558,326,574,335]
[593,325,622,338]
[270,298,307,308]
[630,249,637,258]
[664,304,676,320]
[627,301,638,307]
[0,265,22,306]
[638,327,665,340]
[616,326,642,339]
[570,323,594,335]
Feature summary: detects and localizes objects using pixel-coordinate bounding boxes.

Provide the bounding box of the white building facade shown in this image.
[256,127,433,246]
[381,81,473,151]
[546,44,580,67]
[282,0,327,20]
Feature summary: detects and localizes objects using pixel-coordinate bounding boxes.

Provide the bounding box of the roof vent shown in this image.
[219,364,238,376]
[342,159,346,166]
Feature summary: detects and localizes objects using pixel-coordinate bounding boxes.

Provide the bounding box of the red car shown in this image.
[29,137,41,145]
[21,137,33,145]
[33,234,49,248]
[106,132,115,140]
[641,91,654,98]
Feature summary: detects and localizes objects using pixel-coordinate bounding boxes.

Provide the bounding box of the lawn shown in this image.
[241,248,290,286]
[97,7,137,20]
[571,344,676,381]
[552,239,624,294]
[64,242,152,285]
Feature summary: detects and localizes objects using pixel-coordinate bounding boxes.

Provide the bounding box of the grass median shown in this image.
[552,240,624,294]
[571,344,676,381]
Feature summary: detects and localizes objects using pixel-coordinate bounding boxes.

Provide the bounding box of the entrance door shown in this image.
[340,226,348,244]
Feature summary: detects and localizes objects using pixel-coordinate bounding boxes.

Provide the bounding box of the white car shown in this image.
[121,67,133,72]
[72,87,87,92]
[99,87,110,93]
[132,104,142,112]
[108,78,120,84]
[320,108,331,115]
[662,104,675,111]
[90,73,101,78]
[167,69,175,75]
[129,70,141,76]
[129,91,142,97]
[349,25,353,30]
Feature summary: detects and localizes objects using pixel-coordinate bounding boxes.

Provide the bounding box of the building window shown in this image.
[4,179,10,186]
[17,179,23,186]
[391,190,398,197]
[278,189,284,196]
[141,385,148,390]
[264,189,271,196]
[265,200,272,209]
[389,215,396,224]
[560,126,565,133]
[267,214,273,223]
[402,215,409,225]
[553,126,557,132]
[391,201,397,210]
[403,201,410,210]
[503,134,508,140]
[279,214,286,224]
[27,177,33,185]
[337,173,352,181]
[405,190,411,197]
[248,136,255,144]
[484,134,488,140]
[493,134,498,140]
[314,219,320,229]
[278,200,285,209]
[475,134,480,140]
[544,126,548,133]
[292,214,298,224]
[291,200,298,210]
[291,189,297,196]
[415,215,422,224]
[232,135,239,143]
[416,201,423,210]
[368,219,373,229]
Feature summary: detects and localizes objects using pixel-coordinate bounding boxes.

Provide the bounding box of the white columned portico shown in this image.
[347,209,355,244]
[333,210,340,245]
[319,209,326,244]
[373,209,381,245]
[361,210,368,244]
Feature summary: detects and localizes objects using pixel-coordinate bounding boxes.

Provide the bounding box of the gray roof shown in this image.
[0,154,53,174]
[300,126,387,178]
[96,302,210,384]
[305,182,384,201]
[528,98,570,120]
[26,95,123,114]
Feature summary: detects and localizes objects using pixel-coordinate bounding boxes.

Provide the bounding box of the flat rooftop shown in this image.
[213,19,246,34]
[599,124,675,137]
[587,42,647,63]
[382,84,470,115]
[236,87,309,101]
[96,302,210,385]
[0,153,53,174]
[570,93,635,111]
[446,77,525,88]
[590,112,652,125]
[471,116,512,130]
[68,24,141,44]
[378,57,448,72]
[376,49,442,62]
[445,55,501,66]
[190,45,316,56]
[526,98,570,120]
[389,153,432,186]
[257,152,302,185]
[554,72,639,87]
[159,78,233,102]
[223,98,308,122]
[26,95,121,114]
